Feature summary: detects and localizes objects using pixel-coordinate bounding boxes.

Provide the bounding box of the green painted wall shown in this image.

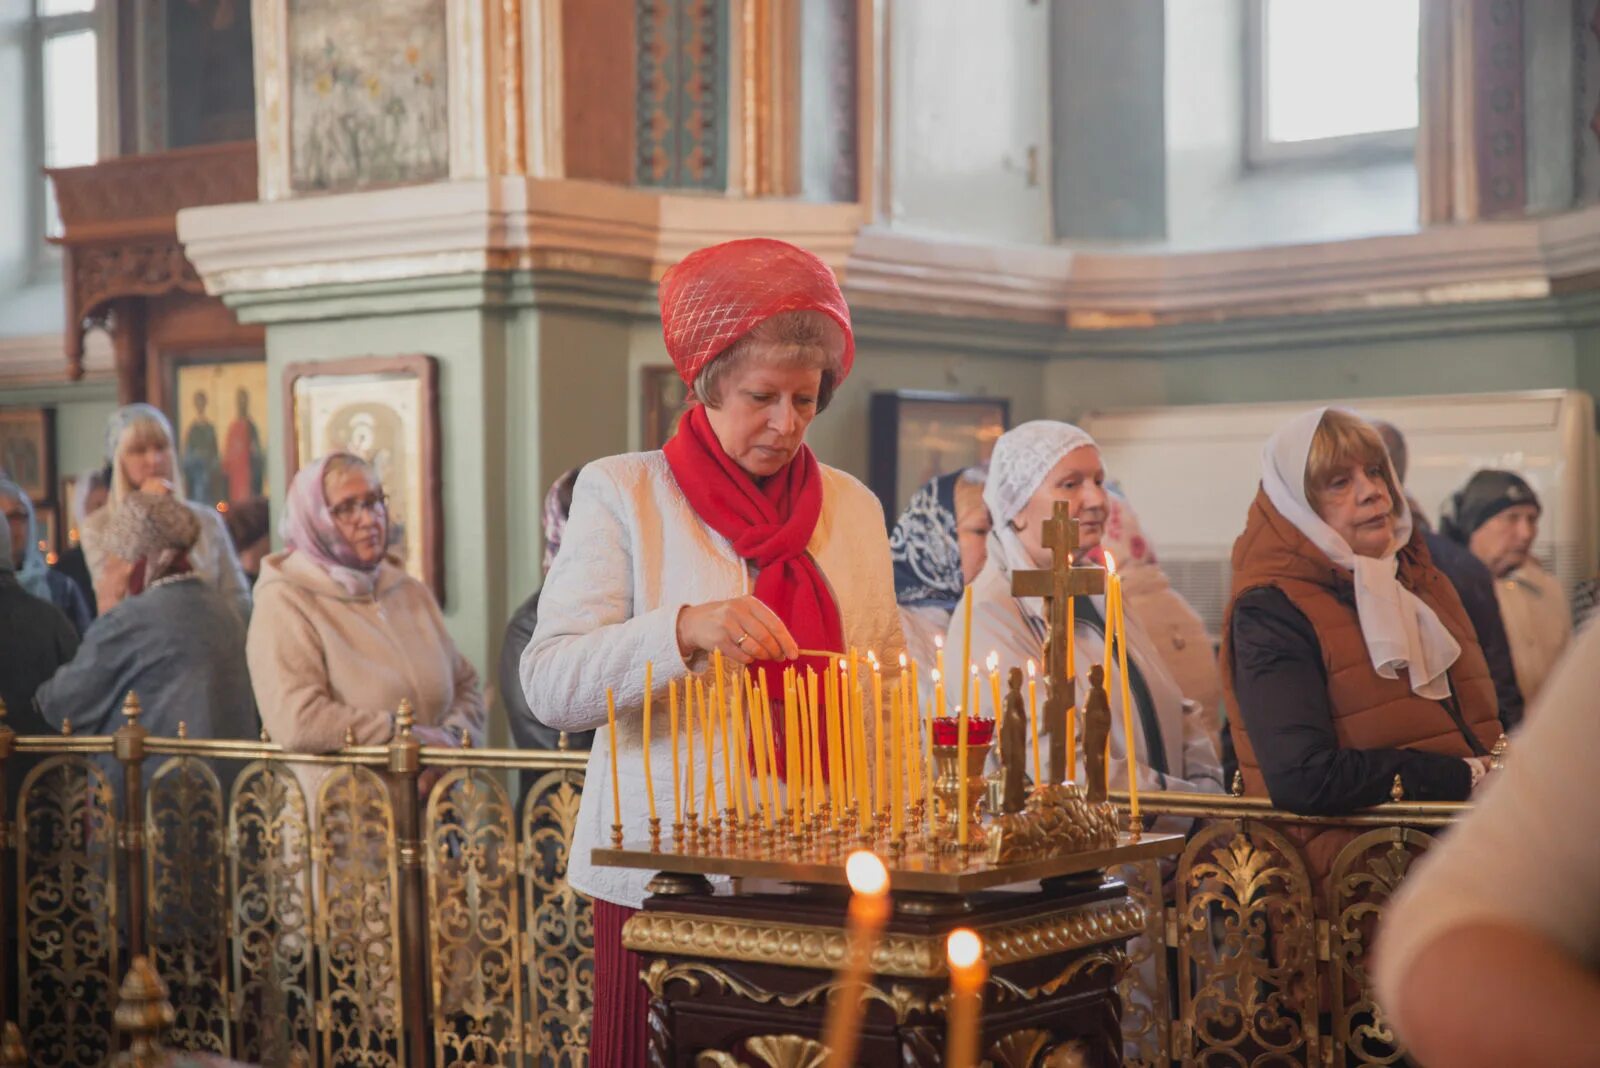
[0,378,118,498]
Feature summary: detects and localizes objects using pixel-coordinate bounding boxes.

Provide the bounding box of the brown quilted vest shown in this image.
[1221,488,1501,886]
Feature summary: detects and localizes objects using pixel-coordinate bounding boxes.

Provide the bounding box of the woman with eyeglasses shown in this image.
[246,453,485,802]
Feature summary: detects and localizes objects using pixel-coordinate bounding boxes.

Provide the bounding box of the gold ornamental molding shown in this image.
[622,896,1143,979]
[643,960,928,1025]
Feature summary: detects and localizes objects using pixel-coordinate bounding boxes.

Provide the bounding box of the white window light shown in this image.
[1248,0,1420,164]
[32,0,103,246]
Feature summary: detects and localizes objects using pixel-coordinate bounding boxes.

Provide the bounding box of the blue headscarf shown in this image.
[0,477,51,601]
[889,470,978,609]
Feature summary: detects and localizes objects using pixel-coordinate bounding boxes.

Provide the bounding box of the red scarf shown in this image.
[664,405,844,779]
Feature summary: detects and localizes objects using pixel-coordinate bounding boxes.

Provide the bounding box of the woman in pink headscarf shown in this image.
[246,453,485,799]
[520,238,903,1065]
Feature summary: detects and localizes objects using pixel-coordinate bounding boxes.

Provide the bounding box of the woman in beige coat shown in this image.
[247,453,485,804]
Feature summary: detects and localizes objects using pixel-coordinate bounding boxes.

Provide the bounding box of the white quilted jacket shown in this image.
[520,450,906,908]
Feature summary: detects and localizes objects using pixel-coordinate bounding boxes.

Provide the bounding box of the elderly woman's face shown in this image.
[326,467,388,566]
[1012,446,1108,569]
[120,428,174,488]
[703,360,823,480]
[1313,460,1394,558]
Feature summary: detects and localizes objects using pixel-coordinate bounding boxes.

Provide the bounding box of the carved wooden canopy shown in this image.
[46,140,257,380]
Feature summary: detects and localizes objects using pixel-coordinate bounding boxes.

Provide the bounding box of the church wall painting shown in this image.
[0,407,55,504]
[640,364,690,450]
[868,392,1009,519]
[168,356,270,510]
[285,354,444,603]
[286,0,449,193]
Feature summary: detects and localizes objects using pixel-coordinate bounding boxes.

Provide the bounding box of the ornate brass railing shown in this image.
[0,701,1463,1068]
[0,701,592,1068]
[1108,789,1467,1068]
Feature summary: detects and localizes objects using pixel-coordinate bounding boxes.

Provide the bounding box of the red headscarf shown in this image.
[658,238,854,387]
[660,239,853,779]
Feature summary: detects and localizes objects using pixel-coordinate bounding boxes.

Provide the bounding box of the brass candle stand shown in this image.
[931,740,993,855]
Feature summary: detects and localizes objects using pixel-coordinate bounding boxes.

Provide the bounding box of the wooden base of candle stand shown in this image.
[624,879,1140,1067]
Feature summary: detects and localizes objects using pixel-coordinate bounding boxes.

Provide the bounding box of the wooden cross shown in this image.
[1010,501,1105,784]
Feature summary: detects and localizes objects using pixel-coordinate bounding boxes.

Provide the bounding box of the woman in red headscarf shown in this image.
[519,238,905,1062]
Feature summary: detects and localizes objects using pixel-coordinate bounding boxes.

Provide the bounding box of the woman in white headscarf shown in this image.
[946,420,1223,801]
[79,404,252,623]
[1222,408,1501,879]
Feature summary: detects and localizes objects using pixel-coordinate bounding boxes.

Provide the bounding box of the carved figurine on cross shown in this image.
[1009,501,1106,785]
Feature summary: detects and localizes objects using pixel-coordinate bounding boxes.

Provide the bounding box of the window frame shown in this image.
[1244,0,1419,169]
[25,0,116,278]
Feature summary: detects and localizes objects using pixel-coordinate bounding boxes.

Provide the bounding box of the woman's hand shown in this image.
[1465,756,1491,791]
[412,724,461,797]
[676,596,799,665]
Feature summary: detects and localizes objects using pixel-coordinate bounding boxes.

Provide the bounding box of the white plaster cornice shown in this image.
[0,330,114,386]
[177,177,866,298]
[178,174,1600,332]
[843,205,1600,327]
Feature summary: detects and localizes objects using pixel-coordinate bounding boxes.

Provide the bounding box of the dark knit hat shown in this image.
[1440,470,1541,543]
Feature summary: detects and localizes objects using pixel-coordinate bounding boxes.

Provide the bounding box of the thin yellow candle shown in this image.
[783,671,799,829]
[944,929,987,1068]
[1026,659,1041,785]
[683,678,696,818]
[744,673,766,824]
[957,667,971,849]
[986,652,1003,722]
[698,679,717,817]
[959,585,974,719]
[729,678,748,823]
[808,667,823,817]
[820,852,890,1068]
[796,672,812,821]
[872,660,885,817]
[826,664,844,824]
[855,662,871,830]
[934,635,947,714]
[889,680,903,837]
[605,687,622,836]
[923,681,936,819]
[1066,556,1076,694]
[758,674,781,824]
[669,680,682,824]
[1107,552,1140,826]
[903,655,922,806]
[849,659,868,831]
[713,652,733,816]
[838,660,854,814]
[932,668,945,728]
[642,662,656,823]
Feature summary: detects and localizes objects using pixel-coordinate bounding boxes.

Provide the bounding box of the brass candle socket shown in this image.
[932,741,994,853]
[647,816,661,852]
[609,822,623,848]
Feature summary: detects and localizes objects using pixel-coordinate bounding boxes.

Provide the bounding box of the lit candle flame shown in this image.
[1104,549,1118,575]
[985,651,999,673]
[934,635,944,650]
[947,928,982,968]
[1027,659,1036,678]
[898,652,908,669]
[930,669,941,683]
[844,850,889,896]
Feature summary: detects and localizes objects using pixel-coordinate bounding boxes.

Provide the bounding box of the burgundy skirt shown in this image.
[590,899,651,1066]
